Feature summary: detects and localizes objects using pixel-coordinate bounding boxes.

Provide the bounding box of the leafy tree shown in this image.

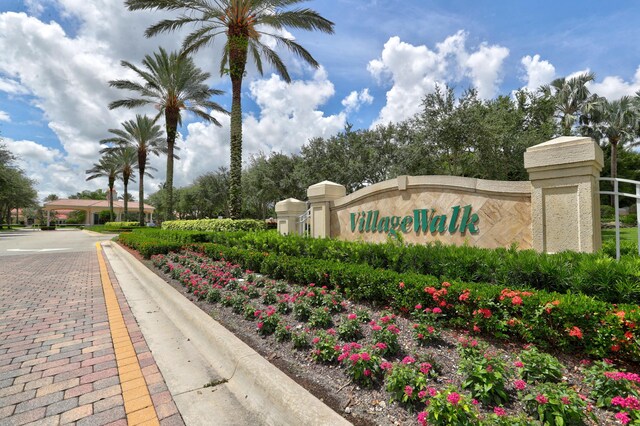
[540,72,599,136]
[69,189,109,200]
[100,115,166,225]
[126,0,335,218]
[0,144,38,227]
[44,194,59,202]
[109,146,138,218]
[588,96,638,181]
[86,154,121,222]
[109,48,226,220]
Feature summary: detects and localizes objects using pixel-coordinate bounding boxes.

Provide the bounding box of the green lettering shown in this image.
[449,205,461,233]
[365,210,373,232]
[414,209,429,233]
[371,211,380,233]
[390,216,401,230]
[430,214,447,233]
[350,213,357,232]
[378,216,390,233]
[358,212,366,232]
[460,205,480,234]
[400,216,413,233]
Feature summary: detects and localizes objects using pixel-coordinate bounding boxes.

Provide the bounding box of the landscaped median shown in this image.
[117,228,640,425]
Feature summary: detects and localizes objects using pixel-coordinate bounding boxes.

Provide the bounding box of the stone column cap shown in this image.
[524,136,603,171]
[275,198,308,214]
[307,181,347,202]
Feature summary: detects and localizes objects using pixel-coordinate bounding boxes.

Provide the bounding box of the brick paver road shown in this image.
[0,231,184,426]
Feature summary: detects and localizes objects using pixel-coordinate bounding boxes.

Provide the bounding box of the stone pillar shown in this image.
[307,181,346,239]
[524,136,604,253]
[275,198,308,236]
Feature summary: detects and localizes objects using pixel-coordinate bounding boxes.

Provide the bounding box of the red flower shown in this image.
[568,326,583,339]
[536,394,548,404]
[511,296,523,306]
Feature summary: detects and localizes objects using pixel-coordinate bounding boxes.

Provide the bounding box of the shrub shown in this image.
[522,382,592,426]
[516,346,564,384]
[337,314,362,341]
[385,357,433,407]
[339,344,383,388]
[459,349,510,406]
[292,330,311,350]
[311,331,340,363]
[584,360,640,408]
[308,307,333,329]
[162,219,266,232]
[416,387,479,426]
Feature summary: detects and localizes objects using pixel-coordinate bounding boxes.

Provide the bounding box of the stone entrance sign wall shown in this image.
[276,137,604,253]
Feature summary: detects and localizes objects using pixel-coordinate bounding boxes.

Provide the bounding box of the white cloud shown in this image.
[341,89,374,113]
[368,31,509,126]
[0,111,10,122]
[0,76,30,95]
[589,66,640,100]
[521,54,555,91]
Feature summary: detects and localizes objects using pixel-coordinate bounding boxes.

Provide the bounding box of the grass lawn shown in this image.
[602,226,639,243]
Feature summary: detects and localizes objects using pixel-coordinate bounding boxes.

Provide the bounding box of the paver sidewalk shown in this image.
[0,249,184,426]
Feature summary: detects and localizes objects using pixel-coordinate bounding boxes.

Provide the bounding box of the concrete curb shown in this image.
[103,241,351,426]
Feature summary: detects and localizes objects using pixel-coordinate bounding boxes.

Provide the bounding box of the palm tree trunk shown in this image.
[138,151,146,227]
[108,179,115,223]
[123,177,129,218]
[229,35,248,219]
[165,110,179,221]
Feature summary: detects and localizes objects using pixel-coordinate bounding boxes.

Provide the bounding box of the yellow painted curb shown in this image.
[96,242,159,425]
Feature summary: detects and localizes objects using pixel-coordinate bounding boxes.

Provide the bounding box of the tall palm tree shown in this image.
[541,72,599,136]
[125,0,335,218]
[590,96,638,182]
[110,146,138,219]
[108,48,227,220]
[86,154,121,223]
[100,115,166,226]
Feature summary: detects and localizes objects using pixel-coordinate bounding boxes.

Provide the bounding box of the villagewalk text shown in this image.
[349,205,479,236]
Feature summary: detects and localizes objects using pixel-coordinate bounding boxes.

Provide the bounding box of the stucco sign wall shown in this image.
[329,176,533,249]
[276,137,605,254]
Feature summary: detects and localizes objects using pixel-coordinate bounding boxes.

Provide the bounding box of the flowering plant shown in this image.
[459,351,510,406]
[274,323,291,342]
[384,356,434,407]
[256,306,279,336]
[584,360,639,408]
[611,395,640,425]
[370,320,401,356]
[416,387,479,426]
[311,331,340,363]
[338,313,362,341]
[340,344,382,388]
[308,306,333,329]
[522,382,592,426]
[291,329,311,350]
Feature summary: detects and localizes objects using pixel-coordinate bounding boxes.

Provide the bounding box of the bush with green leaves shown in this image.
[522,382,592,426]
[515,346,564,384]
[308,307,333,329]
[337,313,362,341]
[339,343,383,388]
[459,350,510,406]
[292,330,311,350]
[256,307,280,336]
[583,360,640,408]
[162,218,266,232]
[311,331,340,363]
[274,323,292,342]
[416,387,479,426]
[384,357,433,407]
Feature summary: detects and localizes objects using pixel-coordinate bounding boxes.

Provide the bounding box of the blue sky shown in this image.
[0,0,639,200]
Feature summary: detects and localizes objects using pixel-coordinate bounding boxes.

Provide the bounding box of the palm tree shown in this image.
[541,72,599,136]
[590,96,638,182]
[86,154,121,223]
[110,146,138,219]
[125,0,335,218]
[100,115,166,226]
[108,48,227,220]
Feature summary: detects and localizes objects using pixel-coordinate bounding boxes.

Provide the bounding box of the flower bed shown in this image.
[145,249,639,425]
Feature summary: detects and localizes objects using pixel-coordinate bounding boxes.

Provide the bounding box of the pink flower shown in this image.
[494,407,506,416]
[312,337,320,344]
[363,369,371,377]
[380,361,393,370]
[417,411,428,426]
[514,379,527,391]
[404,386,413,397]
[399,282,405,289]
[615,412,631,425]
[514,361,524,368]
[349,353,360,364]
[536,394,548,404]
[402,356,415,365]
[420,363,432,375]
[360,352,371,361]
[568,326,583,339]
[512,296,523,306]
[374,342,387,351]
[486,365,493,373]
[415,304,422,310]
[327,328,336,335]
[371,325,382,331]
[561,397,571,405]
[387,325,401,334]
[418,390,427,399]
[472,399,479,405]
[432,307,442,314]
[347,313,357,320]
[447,392,461,405]
[428,387,437,397]
[257,322,263,329]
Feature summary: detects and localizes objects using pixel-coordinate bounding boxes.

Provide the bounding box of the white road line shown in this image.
[7,248,70,252]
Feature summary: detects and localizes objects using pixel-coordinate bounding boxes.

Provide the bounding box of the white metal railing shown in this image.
[298,208,311,236]
[598,177,640,260]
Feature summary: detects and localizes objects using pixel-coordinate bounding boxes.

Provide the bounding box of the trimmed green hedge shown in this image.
[161,219,267,232]
[125,229,640,304]
[104,222,141,229]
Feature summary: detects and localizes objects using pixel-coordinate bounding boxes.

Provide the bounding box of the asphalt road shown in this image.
[0,228,110,256]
